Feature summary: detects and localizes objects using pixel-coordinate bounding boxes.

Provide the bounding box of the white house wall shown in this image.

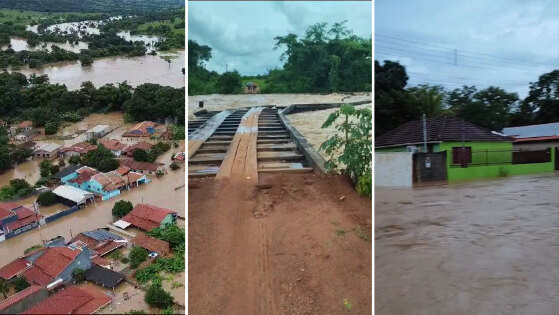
[375,152,413,187]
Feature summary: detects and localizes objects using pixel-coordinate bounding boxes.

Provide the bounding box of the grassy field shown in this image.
[137,17,185,35]
[0,9,101,25]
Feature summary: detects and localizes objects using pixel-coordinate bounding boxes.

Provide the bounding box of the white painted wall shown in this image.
[375,152,413,187]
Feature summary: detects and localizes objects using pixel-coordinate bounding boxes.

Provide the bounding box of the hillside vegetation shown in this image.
[0,0,184,13]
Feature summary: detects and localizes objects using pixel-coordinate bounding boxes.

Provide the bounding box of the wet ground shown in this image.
[188,93,371,119]
[375,173,559,314]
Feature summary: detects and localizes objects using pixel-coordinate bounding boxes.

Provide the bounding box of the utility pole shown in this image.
[422,114,427,153]
[226,63,228,72]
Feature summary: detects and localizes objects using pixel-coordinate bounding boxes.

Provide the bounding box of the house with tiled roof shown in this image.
[122,121,159,137]
[62,166,149,200]
[131,233,170,256]
[18,121,33,130]
[123,141,153,157]
[115,204,176,231]
[173,152,185,163]
[22,285,111,314]
[0,203,43,240]
[69,229,127,259]
[121,159,164,175]
[376,115,556,182]
[0,285,48,314]
[0,244,91,289]
[59,142,98,158]
[98,138,128,156]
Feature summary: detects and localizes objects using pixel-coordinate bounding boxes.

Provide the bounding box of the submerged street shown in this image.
[375,174,559,314]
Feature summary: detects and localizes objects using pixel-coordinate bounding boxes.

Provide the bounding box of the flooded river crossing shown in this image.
[375,174,559,314]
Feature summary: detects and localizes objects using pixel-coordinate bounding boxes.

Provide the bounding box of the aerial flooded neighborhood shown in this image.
[0,0,185,313]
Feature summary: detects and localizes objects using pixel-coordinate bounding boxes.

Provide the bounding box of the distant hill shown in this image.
[0,0,184,13]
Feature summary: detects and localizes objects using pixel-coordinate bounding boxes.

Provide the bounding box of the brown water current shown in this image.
[375,173,559,314]
[10,50,184,90]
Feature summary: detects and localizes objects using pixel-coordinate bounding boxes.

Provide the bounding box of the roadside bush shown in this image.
[129,247,148,269]
[68,155,81,165]
[156,169,164,177]
[37,191,57,206]
[11,277,29,292]
[72,268,86,283]
[355,172,372,197]
[112,200,133,218]
[145,284,174,309]
[320,104,372,196]
[169,162,179,171]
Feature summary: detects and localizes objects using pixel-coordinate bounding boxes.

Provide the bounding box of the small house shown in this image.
[173,152,185,163]
[0,285,48,314]
[502,122,559,151]
[59,142,97,158]
[0,203,43,239]
[114,204,177,231]
[15,129,38,142]
[69,229,126,258]
[121,159,164,175]
[131,232,170,256]
[51,185,95,207]
[123,141,153,157]
[18,121,33,131]
[85,125,111,140]
[98,139,128,156]
[32,143,61,159]
[21,285,110,314]
[122,121,159,137]
[51,165,81,185]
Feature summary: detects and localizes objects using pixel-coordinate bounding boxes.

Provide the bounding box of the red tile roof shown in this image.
[121,204,176,231]
[28,247,80,281]
[0,258,29,280]
[22,286,111,314]
[123,141,153,155]
[123,121,157,137]
[0,203,18,219]
[122,159,163,172]
[19,121,32,128]
[0,285,43,311]
[69,167,100,184]
[131,233,170,255]
[21,266,53,287]
[115,166,131,176]
[91,256,111,268]
[60,142,97,155]
[99,139,127,151]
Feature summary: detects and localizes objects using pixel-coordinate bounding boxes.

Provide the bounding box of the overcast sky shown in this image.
[376,0,559,98]
[188,1,372,76]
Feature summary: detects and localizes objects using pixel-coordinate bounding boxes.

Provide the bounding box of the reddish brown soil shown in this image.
[188,173,372,315]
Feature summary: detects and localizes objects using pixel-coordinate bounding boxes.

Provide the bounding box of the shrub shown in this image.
[44,121,58,135]
[170,162,179,171]
[129,247,148,269]
[133,148,148,162]
[320,104,372,192]
[68,155,81,165]
[356,172,372,197]
[11,277,30,292]
[121,257,130,264]
[145,284,174,309]
[72,268,86,283]
[148,224,185,250]
[39,160,53,178]
[37,191,57,206]
[112,200,133,218]
[24,244,43,254]
[156,169,164,177]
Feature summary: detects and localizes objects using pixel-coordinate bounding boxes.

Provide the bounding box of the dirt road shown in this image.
[375,174,559,314]
[189,173,372,314]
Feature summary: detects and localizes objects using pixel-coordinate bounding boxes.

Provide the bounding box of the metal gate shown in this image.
[413,151,447,183]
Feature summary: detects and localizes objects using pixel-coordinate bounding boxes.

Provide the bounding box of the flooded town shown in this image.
[0,1,185,313]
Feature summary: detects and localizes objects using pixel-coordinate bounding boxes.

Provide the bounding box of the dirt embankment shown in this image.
[188,173,372,314]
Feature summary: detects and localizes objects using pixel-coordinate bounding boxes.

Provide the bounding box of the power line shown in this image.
[376,33,556,68]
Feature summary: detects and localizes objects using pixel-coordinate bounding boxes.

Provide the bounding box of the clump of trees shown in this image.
[375,60,559,134]
[0,179,33,201]
[112,200,133,218]
[83,145,119,172]
[37,191,57,206]
[133,142,171,163]
[129,246,148,269]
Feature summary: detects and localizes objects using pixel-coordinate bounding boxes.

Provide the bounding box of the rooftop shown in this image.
[87,125,110,133]
[0,285,43,311]
[52,165,81,180]
[375,115,513,148]
[99,138,127,151]
[52,185,94,204]
[502,122,559,140]
[22,285,111,314]
[131,233,170,255]
[121,204,176,231]
[84,265,124,288]
[33,143,61,153]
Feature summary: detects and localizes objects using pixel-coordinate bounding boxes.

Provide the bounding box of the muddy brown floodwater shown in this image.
[375,173,559,314]
[9,51,184,90]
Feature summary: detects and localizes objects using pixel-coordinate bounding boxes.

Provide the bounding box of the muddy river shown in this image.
[375,174,559,314]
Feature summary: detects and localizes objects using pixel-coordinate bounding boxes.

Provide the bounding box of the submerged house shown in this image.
[99,138,128,156]
[33,143,61,159]
[85,125,110,140]
[114,204,177,231]
[22,285,111,314]
[0,203,43,240]
[62,166,149,200]
[376,115,556,182]
[0,241,91,289]
[122,121,159,138]
[123,141,153,157]
[59,142,97,158]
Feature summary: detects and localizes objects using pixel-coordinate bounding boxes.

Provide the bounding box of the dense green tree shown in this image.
[511,70,559,126]
[145,284,174,309]
[217,71,242,94]
[112,200,133,218]
[37,191,57,206]
[408,85,446,118]
[11,277,29,293]
[129,247,148,269]
[68,155,82,165]
[133,149,149,162]
[39,160,53,178]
